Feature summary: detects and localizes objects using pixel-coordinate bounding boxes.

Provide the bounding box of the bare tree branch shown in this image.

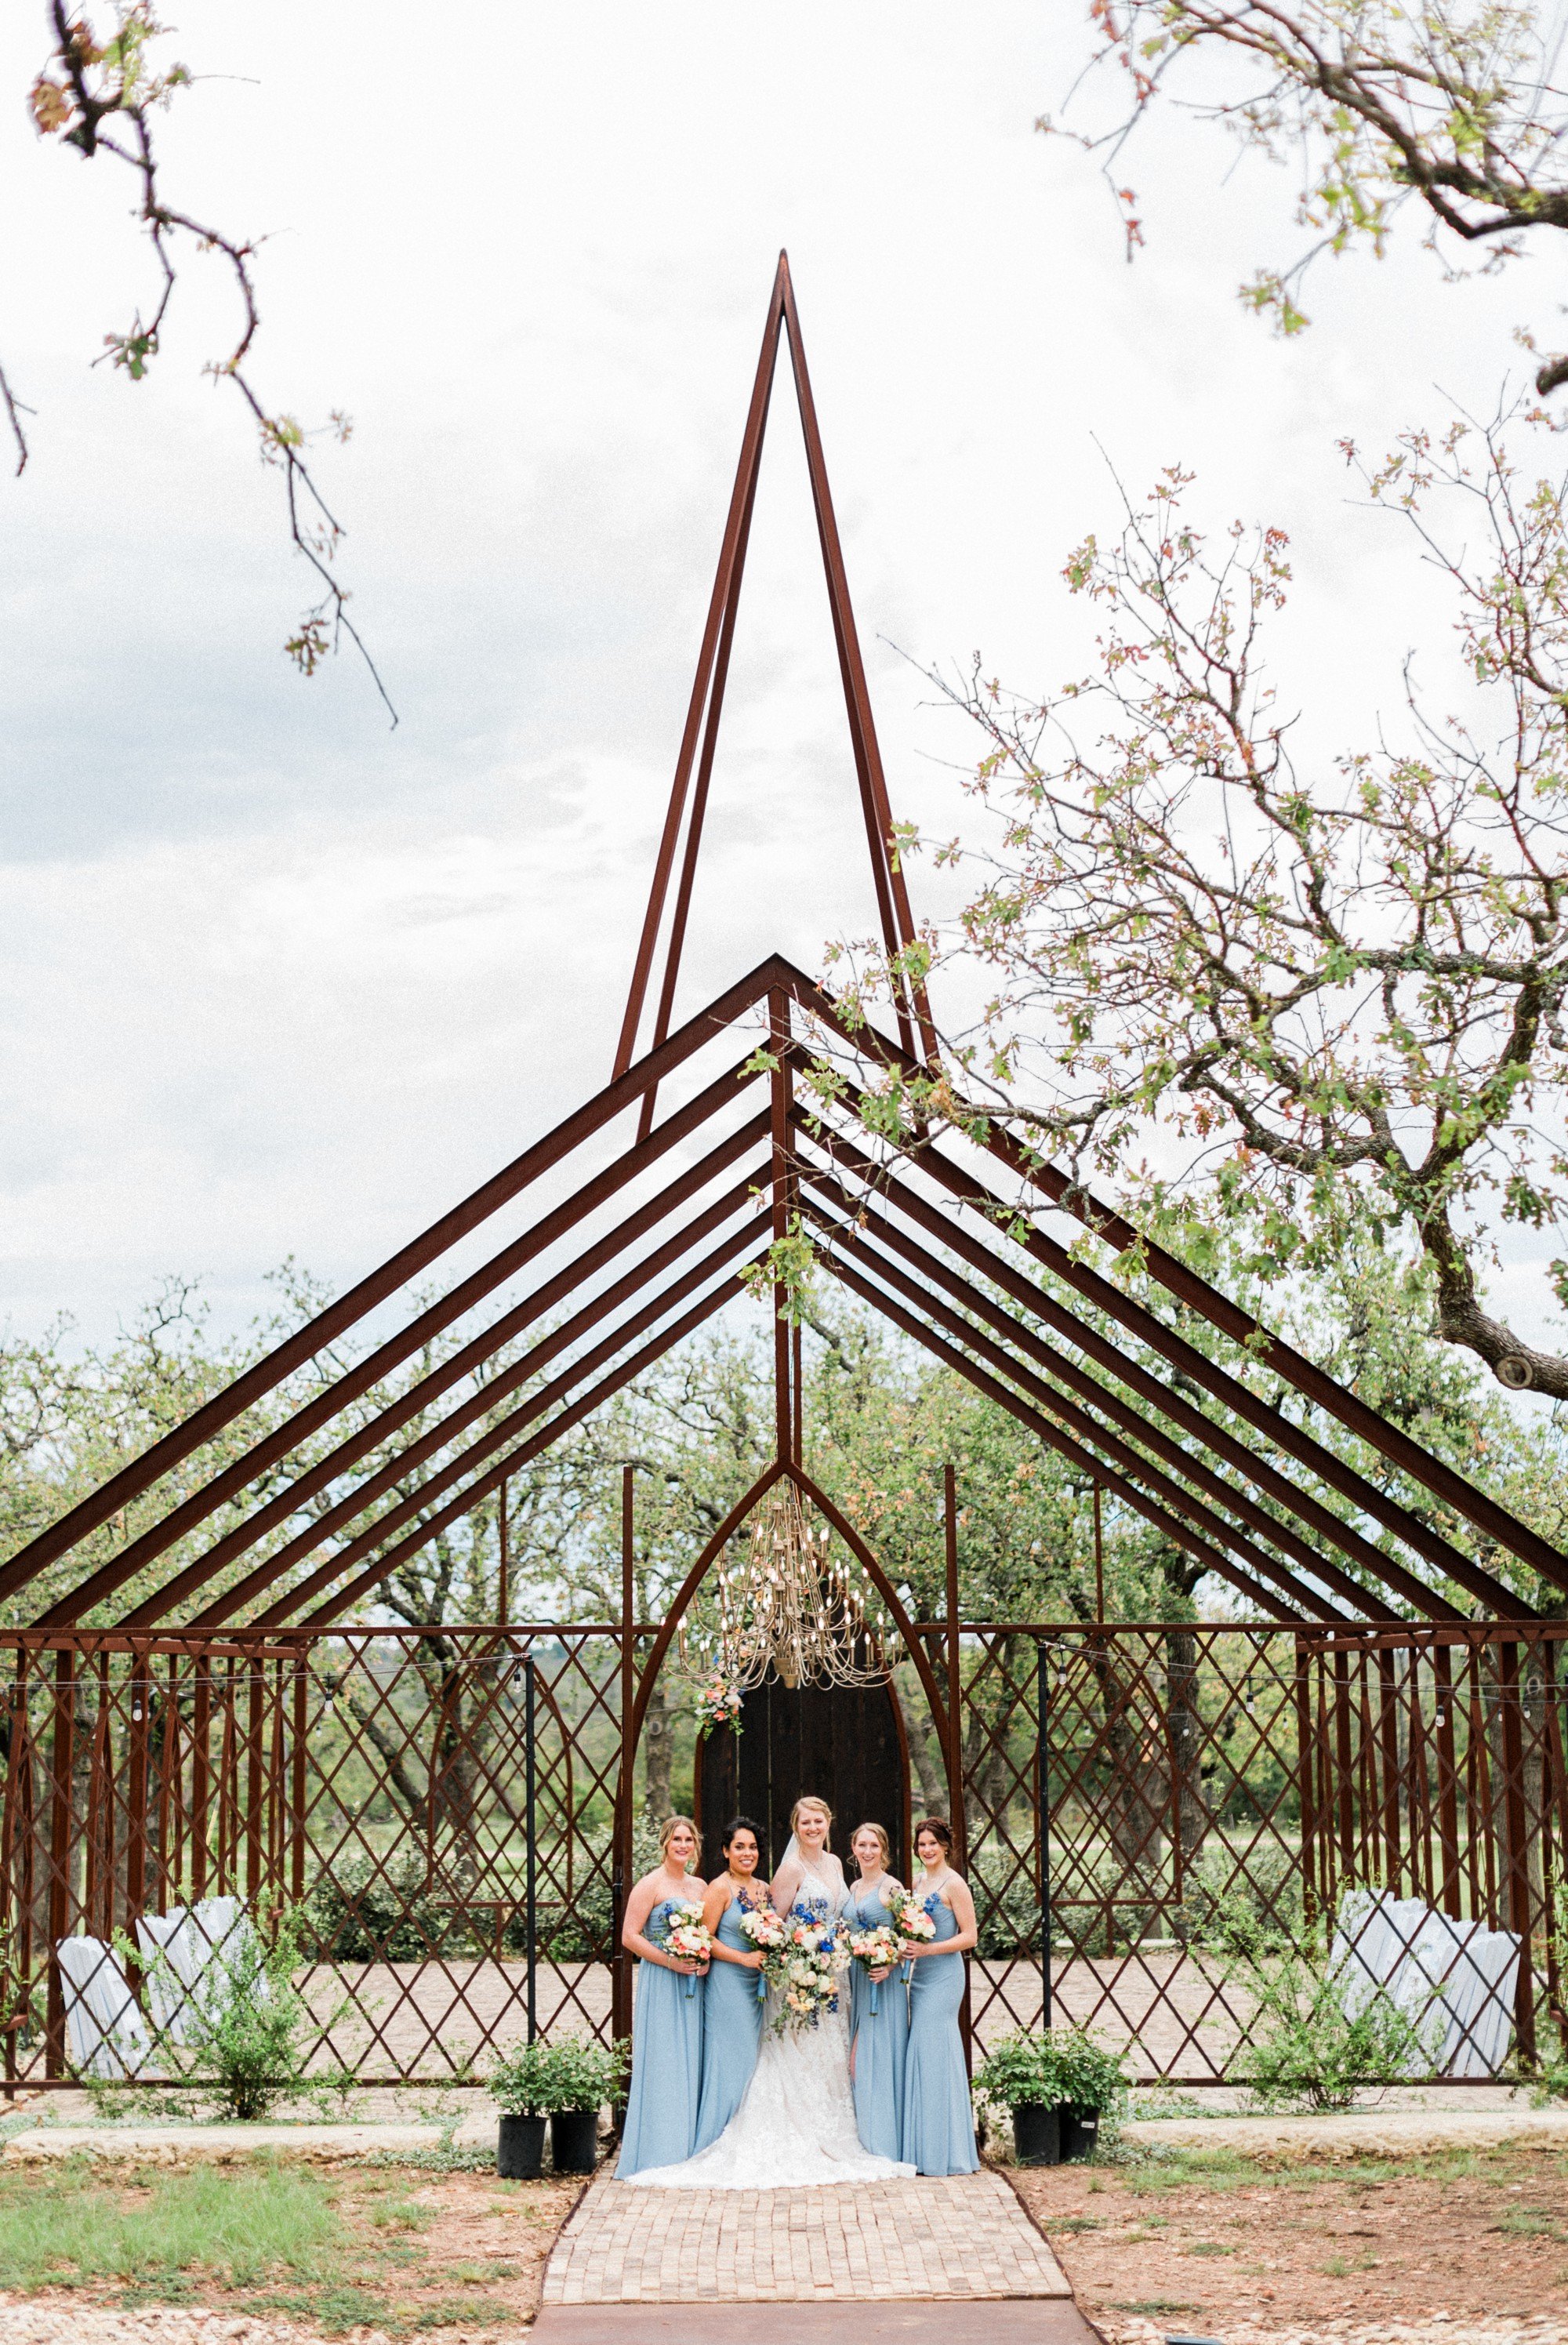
[20,2,395,721]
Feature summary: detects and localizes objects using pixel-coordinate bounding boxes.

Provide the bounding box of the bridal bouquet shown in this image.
[754,1910,850,2035]
[739,1904,789,2002]
[662,1900,713,1999]
[847,1921,903,2016]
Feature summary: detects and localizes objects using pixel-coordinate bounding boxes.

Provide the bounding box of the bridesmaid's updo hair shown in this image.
[790,1794,833,1835]
[851,1821,891,1870]
[914,1816,954,1856]
[659,1814,701,1866]
[721,1815,763,1860]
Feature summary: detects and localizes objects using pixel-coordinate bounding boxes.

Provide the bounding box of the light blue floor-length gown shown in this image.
[692,1889,766,2151]
[617,1898,705,2176]
[900,1891,978,2175]
[847,1881,909,2162]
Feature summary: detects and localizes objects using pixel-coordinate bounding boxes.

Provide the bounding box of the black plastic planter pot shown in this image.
[497,2113,546,2180]
[550,2107,601,2174]
[1010,2102,1062,2166]
[1058,2105,1100,2162]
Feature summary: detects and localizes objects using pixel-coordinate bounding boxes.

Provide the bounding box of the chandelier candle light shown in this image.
[706,1483,900,1691]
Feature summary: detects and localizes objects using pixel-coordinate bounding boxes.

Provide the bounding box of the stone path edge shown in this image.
[1122,2107,1568,2162]
[1,2121,494,2165]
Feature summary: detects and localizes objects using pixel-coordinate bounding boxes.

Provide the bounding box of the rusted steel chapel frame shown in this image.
[5,246,1563,1657]
[779,978,1564,1601]
[794,1160,1404,1619]
[5,949,1556,1638]
[793,1120,1461,1617]
[2,961,796,1613]
[615,250,935,1129]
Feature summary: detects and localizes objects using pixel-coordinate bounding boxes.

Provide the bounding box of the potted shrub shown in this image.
[971,2030,1065,2166]
[542,2038,628,2175]
[1051,2024,1129,2162]
[488,2041,556,2179]
[490,2038,631,2176]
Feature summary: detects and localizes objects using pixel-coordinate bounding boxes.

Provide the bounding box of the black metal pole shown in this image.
[524,1651,538,2043]
[1037,1638,1052,2031]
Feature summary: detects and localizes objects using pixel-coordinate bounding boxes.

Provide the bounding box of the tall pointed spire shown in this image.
[615,253,935,1135]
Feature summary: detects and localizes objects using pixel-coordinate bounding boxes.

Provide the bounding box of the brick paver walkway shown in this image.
[543,2172,1070,2304]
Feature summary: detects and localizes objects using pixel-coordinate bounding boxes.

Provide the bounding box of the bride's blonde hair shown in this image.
[790,1795,833,1836]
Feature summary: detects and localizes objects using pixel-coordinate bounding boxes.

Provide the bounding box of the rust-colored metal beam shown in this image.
[776,263,935,1069]
[32,1065,768,1628]
[295,1269,756,1629]
[799,1178,1413,1622]
[796,1114,1480,1618]
[2,955,797,1597]
[795,1150,1479,1622]
[110,1131,771,1628]
[819,1249,1314,1625]
[124,1170,771,1632]
[771,1002,1538,1601]
[618,254,933,1130]
[230,1215,772,1629]
[771,958,1568,1594]
[615,264,789,1085]
[813,1207,1348,1621]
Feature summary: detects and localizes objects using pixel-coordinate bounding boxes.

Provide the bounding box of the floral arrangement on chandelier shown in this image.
[699,1482,902,1692]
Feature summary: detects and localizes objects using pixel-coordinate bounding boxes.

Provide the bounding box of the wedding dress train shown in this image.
[618,1847,915,2189]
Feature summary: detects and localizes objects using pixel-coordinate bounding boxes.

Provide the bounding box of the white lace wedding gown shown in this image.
[618,1846,915,2189]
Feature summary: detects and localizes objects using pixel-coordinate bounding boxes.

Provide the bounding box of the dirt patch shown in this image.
[0,2163,583,2342]
[1006,2141,1568,2341]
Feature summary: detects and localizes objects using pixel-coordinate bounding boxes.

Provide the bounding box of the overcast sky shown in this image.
[0,1,1559,1368]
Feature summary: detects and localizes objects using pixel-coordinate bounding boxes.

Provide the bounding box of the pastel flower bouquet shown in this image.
[739,1904,789,2002]
[891,1888,937,1979]
[746,1906,850,2035]
[695,1674,743,1737]
[847,1921,903,2015]
[662,1900,713,1998]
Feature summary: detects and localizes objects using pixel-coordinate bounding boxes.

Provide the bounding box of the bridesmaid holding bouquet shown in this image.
[617,1816,709,2177]
[845,1821,909,2162]
[692,1816,769,2150]
[901,1817,979,2176]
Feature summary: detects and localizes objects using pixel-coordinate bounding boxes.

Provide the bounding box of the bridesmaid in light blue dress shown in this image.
[617,1815,709,2177]
[846,1820,909,2162]
[901,1816,979,2176]
[693,1816,768,2151]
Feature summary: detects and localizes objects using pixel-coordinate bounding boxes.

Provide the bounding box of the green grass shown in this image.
[1123,2143,1568,2194]
[0,2154,573,2336]
[0,2161,343,2292]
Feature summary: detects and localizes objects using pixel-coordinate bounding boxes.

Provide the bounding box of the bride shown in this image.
[619,1794,915,2188]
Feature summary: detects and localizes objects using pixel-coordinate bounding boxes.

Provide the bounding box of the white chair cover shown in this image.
[1330,1889,1519,2075]
[55,1936,151,2080]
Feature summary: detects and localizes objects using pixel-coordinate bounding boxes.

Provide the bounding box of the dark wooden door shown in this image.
[696,1678,909,1879]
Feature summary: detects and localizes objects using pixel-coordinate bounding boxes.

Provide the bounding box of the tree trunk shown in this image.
[642,1675,673,1824]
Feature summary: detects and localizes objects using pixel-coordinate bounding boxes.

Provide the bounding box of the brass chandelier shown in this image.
[703,1482,901,1691]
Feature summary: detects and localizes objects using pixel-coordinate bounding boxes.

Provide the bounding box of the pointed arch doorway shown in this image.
[630,1460,938,1892]
[695,1672,912,1881]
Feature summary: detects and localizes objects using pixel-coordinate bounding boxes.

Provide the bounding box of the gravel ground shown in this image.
[0,2301,528,2343]
[1105,2325,1566,2345]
